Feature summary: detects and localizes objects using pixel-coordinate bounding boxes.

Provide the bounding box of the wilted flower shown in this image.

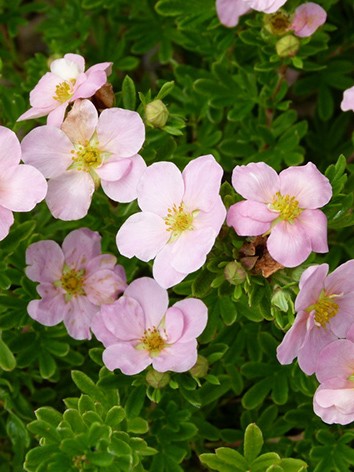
[0,126,47,240]
[17,53,112,127]
[277,261,354,375]
[313,331,354,425]
[290,2,327,38]
[21,99,146,220]
[26,228,127,340]
[91,277,208,375]
[227,162,332,267]
[116,155,226,288]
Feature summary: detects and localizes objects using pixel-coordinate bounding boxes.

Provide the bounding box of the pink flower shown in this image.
[216,0,287,27]
[227,162,332,267]
[290,3,327,38]
[26,228,127,340]
[277,261,354,375]
[341,86,354,112]
[313,333,354,424]
[116,155,226,288]
[21,99,146,220]
[0,126,47,240]
[17,53,111,127]
[91,277,208,375]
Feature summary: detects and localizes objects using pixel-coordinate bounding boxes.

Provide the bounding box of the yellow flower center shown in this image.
[164,203,194,241]
[140,327,166,355]
[70,144,102,173]
[307,292,339,328]
[56,267,86,302]
[271,192,302,222]
[53,79,76,103]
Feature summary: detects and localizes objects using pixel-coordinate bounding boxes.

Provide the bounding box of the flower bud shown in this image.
[190,355,209,378]
[146,369,170,389]
[145,99,169,128]
[264,11,291,36]
[224,261,247,285]
[276,35,300,57]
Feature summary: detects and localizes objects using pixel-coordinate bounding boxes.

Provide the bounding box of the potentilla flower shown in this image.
[21,99,146,220]
[276,261,354,375]
[216,0,287,27]
[290,3,327,38]
[91,277,208,375]
[17,53,112,127]
[0,126,47,240]
[26,228,127,340]
[227,162,332,267]
[116,155,226,288]
[341,86,354,112]
[313,332,354,425]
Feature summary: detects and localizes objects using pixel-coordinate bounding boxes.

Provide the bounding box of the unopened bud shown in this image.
[276,35,300,57]
[146,369,170,389]
[145,99,169,128]
[224,261,247,285]
[190,355,209,378]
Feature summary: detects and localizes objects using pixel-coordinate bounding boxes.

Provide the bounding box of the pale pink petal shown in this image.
[164,307,185,344]
[85,269,121,305]
[295,264,327,311]
[96,159,131,182]
[267,221,311,267]
[296,209,328,253]
[314,385,354,425]
[97,108,145,158]
[63,54,85,72]
[116,212,169,262]
[61,99,98,144]
[171,298,208,342]
[152,340,198,373]
[47,103,69,127]
[50,57,82,79]
[93,297,145,344]
[297,325,337,375]
[103,343,151,375]
[347,323,354,342]
[182,155,223,212]
[74,70,108,99]
[27,295,67,327]
[36,282,63,299]
[227,200,274,236]
[244,0,287,13]
[101,155,147,203]
[17,106,53,122]
[46,171,95,220]
[28,73,61,108]
[231,162,280,203]
[62,228,101,268]
[153,245,187,289]
[315,339,354,383]
[26,240,64,283]
[86,61,112,75]
[341,86,354,112]
[279,163,332,209]
[330,295,354,338]
[63,296,97,340]
[291,3,327,38]
[194,197,226,233]
[0,206,14,241]
[21,126,73,178]
[124,277,169,328]
[216,0,250,27]
[0,127,21,166]
[0,165,47,212]
[137,161,184,216]
[276,310,309,365]
[170,227,217,273]
[325,259,354,295]
[86,254,117,273]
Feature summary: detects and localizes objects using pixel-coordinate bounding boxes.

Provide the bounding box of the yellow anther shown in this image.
[164,203,193,238]
[271,192,302,222]
[53,79,76,103]
[140,327,166,354]
[307,293,339,328]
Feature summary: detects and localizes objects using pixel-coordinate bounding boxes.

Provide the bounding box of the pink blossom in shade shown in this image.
[21,99,146,221]
[290,3,327,38]
[0,126,47,240]
[243,0,287,14]
[25,228,127,340]
[276,260,354,375]
[116,155,226,289]
[216,0,250,27]
[313,337,354,425]
[341,86,354,112]
[17,53,112,127]
[91,277,208,375]
[227,162,332,268]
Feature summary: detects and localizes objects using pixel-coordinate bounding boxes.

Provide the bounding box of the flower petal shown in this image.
[232,162,280,203]
[227,200,274,236]
[276,310,309,365]
[63,296,97,340]
[28,72,60,108]
[85,269,121,305]
[61,99,98,144]
[62,227,101,268]
[171,298,208,342]
[46,171,94,220]
[216,0,250,27]
[267,221,311,267]
[0,206,14,241]
[137,161,184,216]
[325,259,354,296]
[47,103,69,127]
[295,264,328,311]
[341,86,354,112]
[279,162,332,209]
[96,158,131,182]
[103,343,151,375]
[291,2,327,38]
[0,126,21,166]
[244,0,287,14]
[50,57,82,79]
[153,244,187,289]
[297,325,337,375]
[27,295,67,327]
[314,385,354,425]
[296,209,328,253]
[26,240,64,283]
[315,339,354,383]
[194,196,226,233]
[152,340,198,373]
[164,307,185,344]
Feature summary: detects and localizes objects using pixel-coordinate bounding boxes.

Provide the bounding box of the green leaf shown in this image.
[127,417,149,434]
[157,81,175,100]
[122,75,136,110]
[105,406,125,427]
[35,407,62,427]
[244,424,263,463]
[252,452,281,472]
[242,379,271,410]
[0,336,16,371]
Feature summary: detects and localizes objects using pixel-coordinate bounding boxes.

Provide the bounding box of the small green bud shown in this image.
[264,11,291,36]
[224,261,247,285]
[145,99,169,128]
[276,35,300,57]
[190,355,209,378]
[146,369,170,389]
